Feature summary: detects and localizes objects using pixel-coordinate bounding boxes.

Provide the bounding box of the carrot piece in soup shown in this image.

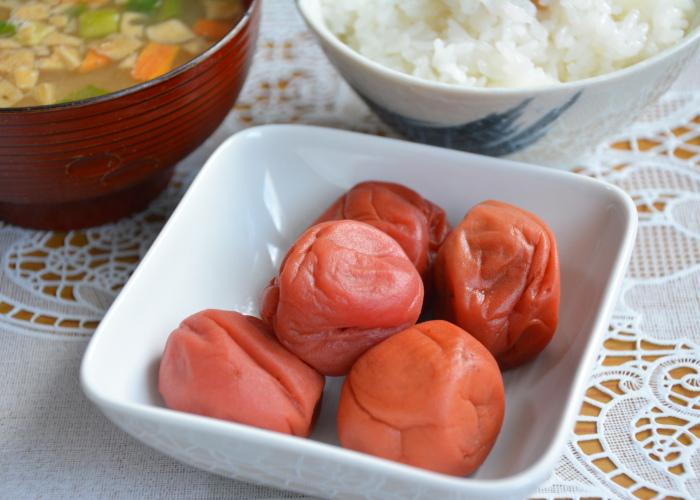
[131,42,179,82]
[193,19,234,40]
[79,49,111,73]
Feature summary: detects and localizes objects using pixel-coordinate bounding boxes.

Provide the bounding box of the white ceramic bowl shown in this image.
[297,0,700,167]
[81,125,637,499]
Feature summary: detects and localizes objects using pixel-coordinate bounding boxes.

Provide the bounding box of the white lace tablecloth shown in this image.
[2,1,700,498]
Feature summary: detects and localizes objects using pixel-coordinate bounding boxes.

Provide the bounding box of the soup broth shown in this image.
[0,0,245,107]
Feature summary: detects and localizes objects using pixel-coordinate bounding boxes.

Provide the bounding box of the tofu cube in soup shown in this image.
[0,0,245,107]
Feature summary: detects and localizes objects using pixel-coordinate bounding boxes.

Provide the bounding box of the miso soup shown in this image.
[0,0,245,107]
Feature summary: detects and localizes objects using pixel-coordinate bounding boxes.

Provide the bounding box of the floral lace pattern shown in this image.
[1,1,699,498]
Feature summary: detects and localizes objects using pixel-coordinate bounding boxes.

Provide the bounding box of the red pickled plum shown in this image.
[261,220,424,376]
[159,309,324,437]
[337,320,505,476]
[433,200,561,369]
[315,181,451,280]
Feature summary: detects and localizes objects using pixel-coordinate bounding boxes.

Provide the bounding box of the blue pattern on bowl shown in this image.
[360,91,582,157]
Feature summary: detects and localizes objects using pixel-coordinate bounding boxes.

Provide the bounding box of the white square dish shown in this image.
[81,125,637,499]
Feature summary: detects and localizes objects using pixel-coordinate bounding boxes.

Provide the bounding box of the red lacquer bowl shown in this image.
[0,0,260,230]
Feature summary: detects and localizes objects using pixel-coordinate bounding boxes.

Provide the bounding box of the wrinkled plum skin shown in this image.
[159,309,325,437]
[337,320,505,476]
[261,220,424,376]
[433,200,560,369]
[315,181,451,280]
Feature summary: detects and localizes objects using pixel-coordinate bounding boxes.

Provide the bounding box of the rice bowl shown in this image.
[299,0,700,164]
[321,0,697,88]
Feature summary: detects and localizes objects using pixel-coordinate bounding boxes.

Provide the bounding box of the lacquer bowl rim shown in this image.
[297,0,700,97]
[0,0,260,114]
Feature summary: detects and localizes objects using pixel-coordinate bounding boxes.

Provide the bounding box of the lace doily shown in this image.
[1,1,699,498]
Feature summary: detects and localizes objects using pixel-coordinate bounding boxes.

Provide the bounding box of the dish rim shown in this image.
[297,0,700,97]
[80,124,639,493]
[0,0,259,114]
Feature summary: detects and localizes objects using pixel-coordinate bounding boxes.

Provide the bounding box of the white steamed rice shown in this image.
[321,0,697,87]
